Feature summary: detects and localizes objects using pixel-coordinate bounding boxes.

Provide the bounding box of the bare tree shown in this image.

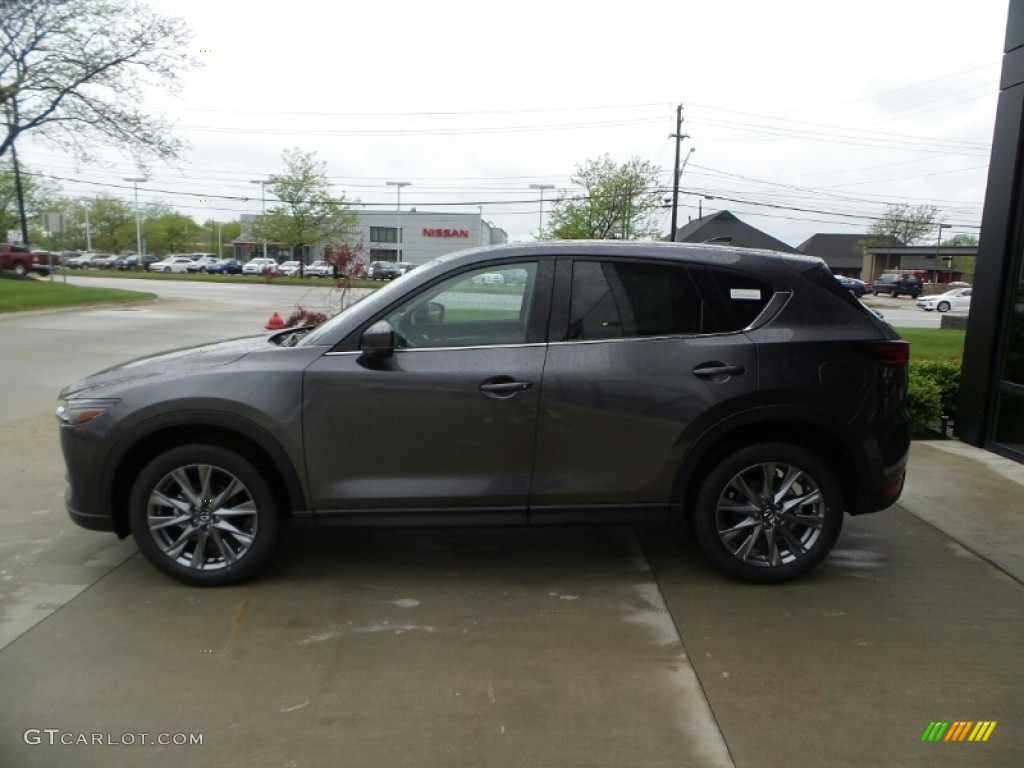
[0,0,198,163]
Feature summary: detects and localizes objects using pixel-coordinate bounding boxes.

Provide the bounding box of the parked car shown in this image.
[56,241,910,587]
[871,272,923,298]
[65,252,105,269]
[149,255,196,273]
[368,260,401,280]
[305,260,334,278]
[187,255,222,273]
[206,259,243,275]
[277,260,303,277]
[835,275,872,297]
[916,287,972,313]
[118,255,160,272]
[91,254,120,269]
[395,262,416,276]
[242,257,278,275]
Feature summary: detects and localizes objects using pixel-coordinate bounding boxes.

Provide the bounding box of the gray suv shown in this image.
[56,242,911,586]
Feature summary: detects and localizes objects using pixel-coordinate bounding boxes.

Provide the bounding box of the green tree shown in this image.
[941,233,979,283]
[144,211,201,255]
[200,219,241,258]
[544,155,664,240]
[942,233,978,247]
[252,148,360,259]
[0,0,197,164]
[0,159,59,243]
[864,204,938,247]
[85,195,135,253]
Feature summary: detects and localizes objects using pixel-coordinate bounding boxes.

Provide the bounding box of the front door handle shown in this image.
[479,376,533,398]
[692,362,746,380]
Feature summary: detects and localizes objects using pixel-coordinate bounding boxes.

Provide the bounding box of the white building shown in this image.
[235,210,507,266]
[358,210,507,265]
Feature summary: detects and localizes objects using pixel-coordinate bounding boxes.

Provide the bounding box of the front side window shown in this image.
[386,264,538,349]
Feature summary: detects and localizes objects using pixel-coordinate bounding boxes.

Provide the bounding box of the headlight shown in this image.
[56,398,120,425]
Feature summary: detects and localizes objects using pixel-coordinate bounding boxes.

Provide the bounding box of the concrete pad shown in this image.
[902,441,1024,582]
[643,509,1024,767]
[0,528,733,768]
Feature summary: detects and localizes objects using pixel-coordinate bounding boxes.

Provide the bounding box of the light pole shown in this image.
[386,181,410,261]
[250,179,268,259]
[529,183,554,239]
[936,223,951,279]
[123,177,146,256]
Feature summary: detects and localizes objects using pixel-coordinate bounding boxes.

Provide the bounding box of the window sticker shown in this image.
[730,288,762,301]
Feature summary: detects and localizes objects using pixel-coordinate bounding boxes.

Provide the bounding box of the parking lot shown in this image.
[0,282,1019,767]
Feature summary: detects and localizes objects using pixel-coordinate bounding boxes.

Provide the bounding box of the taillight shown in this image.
[855,341,909,366]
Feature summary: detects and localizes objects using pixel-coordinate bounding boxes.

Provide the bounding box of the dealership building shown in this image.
[233,210,507,265]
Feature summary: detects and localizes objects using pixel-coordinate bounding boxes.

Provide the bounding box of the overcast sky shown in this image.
[18,0,1010,247]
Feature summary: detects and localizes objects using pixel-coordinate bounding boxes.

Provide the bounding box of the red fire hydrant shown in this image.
[265,312,285,330]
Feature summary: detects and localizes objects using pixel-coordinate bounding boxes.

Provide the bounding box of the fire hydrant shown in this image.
[265,312,285,330]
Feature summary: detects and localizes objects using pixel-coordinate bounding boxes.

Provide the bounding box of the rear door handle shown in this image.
[692,363,746,380]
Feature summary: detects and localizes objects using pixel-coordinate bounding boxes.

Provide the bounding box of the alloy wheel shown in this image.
[713,461,825,568]
[145,463,259,571]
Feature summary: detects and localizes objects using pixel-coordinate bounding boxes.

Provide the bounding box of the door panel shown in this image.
[303,346,545,514]
[531,335,758,509]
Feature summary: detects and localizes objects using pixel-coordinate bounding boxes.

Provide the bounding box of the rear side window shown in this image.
[565,260,769,341]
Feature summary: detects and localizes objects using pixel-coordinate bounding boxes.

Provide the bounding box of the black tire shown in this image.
[13,261,28,276]
[129,444,280,586]
[937,301,951,312]
[692,443,844,584]
[163,266,171,273]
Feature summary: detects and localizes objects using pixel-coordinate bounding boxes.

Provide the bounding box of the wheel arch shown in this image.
[672,411,864,524]
[107,413,307,537]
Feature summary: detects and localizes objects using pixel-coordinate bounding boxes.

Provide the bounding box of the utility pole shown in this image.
[529,183,554,239]
[669,104,690,242]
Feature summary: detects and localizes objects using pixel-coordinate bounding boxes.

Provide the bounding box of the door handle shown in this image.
[692,362,746,380]
[479,377,533,397]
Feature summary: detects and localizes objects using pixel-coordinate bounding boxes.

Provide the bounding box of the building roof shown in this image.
[798,233,901,269]
[674,210,798,253]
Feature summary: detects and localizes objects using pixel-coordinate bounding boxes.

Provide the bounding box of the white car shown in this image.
[149,255,196,273]
[916,287,972,313]
[304,260,333,277]
[242,257,278,275]
[277,260,303,277]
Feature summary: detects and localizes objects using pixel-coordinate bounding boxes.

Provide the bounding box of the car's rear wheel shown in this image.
[129,444,280,586]
[13,261,28,276]
[937,301,951,312]
[692,443,843,583]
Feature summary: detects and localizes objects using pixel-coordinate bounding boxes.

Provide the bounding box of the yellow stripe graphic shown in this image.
[969,721,997,742]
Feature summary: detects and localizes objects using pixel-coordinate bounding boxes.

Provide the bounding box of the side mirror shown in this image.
[360,320,395,358]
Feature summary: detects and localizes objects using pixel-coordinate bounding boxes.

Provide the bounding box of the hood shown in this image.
[59,334,273,399]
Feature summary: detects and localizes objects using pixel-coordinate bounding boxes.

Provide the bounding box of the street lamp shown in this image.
[386,181,410,261]
[123,177,146,257]
[529,183,554,239]
[250,179,268,259]
[936,223,952,277]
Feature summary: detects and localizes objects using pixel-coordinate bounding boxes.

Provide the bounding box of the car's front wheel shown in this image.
[129,444,280,586]
[937,301,951,312]
[692,443,844,583]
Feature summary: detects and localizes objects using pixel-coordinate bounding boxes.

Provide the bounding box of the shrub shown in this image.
[906,373,943,433]
[909,358,961,418]
[283,306,328,328]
